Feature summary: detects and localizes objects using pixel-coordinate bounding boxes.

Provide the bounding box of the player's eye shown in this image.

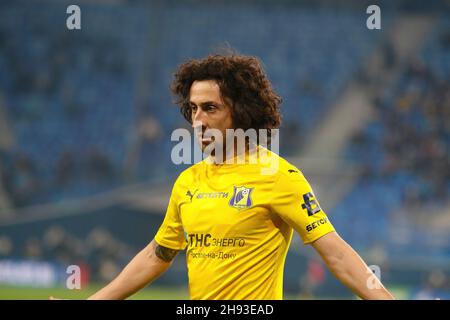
[191,105,198,113]
[204,104,217,112]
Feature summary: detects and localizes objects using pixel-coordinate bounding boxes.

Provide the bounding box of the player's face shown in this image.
[189,80,233,152]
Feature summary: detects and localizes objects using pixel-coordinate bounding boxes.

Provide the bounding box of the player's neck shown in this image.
[209,141,259,165]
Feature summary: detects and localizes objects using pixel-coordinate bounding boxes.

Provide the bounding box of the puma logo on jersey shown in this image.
[186,189,198,202]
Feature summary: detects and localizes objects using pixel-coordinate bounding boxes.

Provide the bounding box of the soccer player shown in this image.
[86,54,394,300]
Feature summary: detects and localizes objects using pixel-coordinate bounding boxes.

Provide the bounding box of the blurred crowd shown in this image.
[0,22,164,207]
[0,148,116,207]
[350,57,450,206]
[0,226,134,283]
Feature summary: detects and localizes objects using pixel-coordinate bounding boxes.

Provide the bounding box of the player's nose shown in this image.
[192,120,206,137]
[192,109,208,130]
[192,107,207,124]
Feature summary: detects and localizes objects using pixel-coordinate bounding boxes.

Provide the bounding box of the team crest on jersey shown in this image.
[228,186,254,210]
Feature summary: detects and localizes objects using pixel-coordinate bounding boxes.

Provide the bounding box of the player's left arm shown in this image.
[311,231,395,300]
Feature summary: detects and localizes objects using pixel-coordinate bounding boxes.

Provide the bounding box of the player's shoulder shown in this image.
[278,158,307,182]
[173,160,204,186]
[260,147,307,182]
[267,154,315,197]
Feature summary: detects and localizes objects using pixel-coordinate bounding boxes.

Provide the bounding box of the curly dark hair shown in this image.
[171,54,282,133]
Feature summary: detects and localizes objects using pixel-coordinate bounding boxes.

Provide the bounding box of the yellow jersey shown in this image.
[154,146,335,300]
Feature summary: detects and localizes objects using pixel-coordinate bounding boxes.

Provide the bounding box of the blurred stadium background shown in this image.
[0,0,449,299]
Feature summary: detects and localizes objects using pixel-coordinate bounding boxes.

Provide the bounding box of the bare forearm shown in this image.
[312,232,395,300]
[324,244,394,299]
[88,240,172,300]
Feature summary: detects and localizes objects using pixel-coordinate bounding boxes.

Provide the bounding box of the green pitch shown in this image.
[0,284,189,300]
[0,285,322,300]
[0,284,409,300]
